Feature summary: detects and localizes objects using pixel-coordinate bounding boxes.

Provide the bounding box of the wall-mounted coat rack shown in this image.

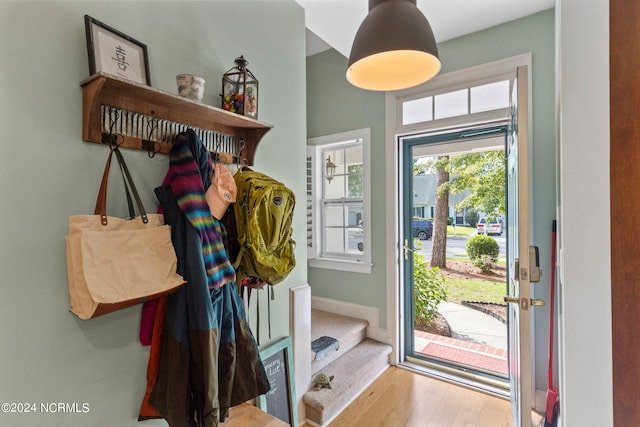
[81,72,273,165]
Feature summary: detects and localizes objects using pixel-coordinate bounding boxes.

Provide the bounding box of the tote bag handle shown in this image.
[94,148,148,225]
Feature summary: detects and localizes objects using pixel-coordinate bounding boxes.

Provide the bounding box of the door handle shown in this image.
[403,239,417,260]
[504,296,546,310]
[504,296,529,310]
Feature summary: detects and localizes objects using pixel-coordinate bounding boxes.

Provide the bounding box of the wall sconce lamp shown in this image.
[346,0,441,91]
[326,156,337,183]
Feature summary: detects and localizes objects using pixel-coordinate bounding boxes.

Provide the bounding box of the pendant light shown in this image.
[346,0,441,91]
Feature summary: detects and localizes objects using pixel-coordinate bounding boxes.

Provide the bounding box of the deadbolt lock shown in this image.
[512,246,543,283]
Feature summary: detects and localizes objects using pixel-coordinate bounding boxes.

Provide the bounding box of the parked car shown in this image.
[477,217,503,235]
[413,219,433,240]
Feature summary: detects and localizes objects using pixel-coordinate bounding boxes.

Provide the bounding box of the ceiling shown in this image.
[297,0,555,57]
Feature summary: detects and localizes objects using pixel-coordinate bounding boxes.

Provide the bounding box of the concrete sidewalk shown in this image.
[437,301,507,350]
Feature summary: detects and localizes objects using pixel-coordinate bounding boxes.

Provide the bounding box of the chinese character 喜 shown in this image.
[111,45,129,71]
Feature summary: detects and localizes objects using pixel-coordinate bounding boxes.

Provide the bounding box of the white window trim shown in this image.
[307,128,372,274]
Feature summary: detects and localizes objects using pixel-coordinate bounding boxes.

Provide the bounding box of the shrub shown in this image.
[413,252,447,325]
[466,235,499,272]
[473,254,497,273]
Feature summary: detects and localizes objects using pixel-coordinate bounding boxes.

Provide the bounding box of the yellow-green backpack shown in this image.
[232,166,296,285]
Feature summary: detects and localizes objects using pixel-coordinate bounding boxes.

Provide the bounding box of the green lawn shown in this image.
[445,277,506,305]
[417,225,507,304]
[446,225,475,237]
[442,256,507,304]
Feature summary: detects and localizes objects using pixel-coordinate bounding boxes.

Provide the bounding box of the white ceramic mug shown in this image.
[176,74,205,102]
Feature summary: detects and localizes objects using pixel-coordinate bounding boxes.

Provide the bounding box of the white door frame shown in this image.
[384,53,534,407]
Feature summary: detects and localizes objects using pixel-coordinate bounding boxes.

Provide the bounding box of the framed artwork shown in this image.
[256,336,299,427]
[84,15,151,86]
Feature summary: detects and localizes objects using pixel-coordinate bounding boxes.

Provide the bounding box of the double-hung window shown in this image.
[307,128,372,273]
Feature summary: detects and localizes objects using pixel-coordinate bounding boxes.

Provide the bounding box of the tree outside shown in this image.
[430,156,449,268]
[447,150,506,217]
[413,149,508,357]
[415,149,506,272]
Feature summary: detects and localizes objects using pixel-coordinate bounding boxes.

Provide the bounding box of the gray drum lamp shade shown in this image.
[346,0,441,91]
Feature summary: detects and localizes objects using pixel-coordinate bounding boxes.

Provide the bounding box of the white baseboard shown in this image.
[535,388,547,413]
[311,296,388,344]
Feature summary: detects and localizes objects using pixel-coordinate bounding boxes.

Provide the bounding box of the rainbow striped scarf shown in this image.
[166,130,236,289]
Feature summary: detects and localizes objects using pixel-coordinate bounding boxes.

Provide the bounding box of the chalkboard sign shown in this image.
[256,336,298,427]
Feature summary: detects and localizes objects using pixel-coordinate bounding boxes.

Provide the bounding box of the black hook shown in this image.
[101,108,123,149]
[141,118,160,158]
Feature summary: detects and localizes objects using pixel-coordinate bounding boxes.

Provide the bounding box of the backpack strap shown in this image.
[256,289,261,346]
[233,246,246,270]
[240,283,260,346]
[267,287,272,341]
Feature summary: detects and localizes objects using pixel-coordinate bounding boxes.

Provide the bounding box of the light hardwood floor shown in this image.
[228,402,288,426]
[302,366,543,427]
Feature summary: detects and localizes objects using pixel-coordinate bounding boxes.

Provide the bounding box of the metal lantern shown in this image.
[221,55,258,119]
[325,156,337,183]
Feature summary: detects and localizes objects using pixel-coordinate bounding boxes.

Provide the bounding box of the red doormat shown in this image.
[420,342,508,374]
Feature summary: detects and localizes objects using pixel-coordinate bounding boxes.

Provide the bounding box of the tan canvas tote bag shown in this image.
[66,148,185,320]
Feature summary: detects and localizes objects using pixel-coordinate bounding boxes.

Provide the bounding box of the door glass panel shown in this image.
[402,127,509,391]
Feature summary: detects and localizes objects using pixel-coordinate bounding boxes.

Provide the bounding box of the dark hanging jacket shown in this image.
[145,130,269,427]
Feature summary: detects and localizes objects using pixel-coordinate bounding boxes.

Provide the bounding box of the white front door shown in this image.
[506,64,535,426]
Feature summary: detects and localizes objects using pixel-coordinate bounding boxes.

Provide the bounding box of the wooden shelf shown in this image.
[81,72,272,165]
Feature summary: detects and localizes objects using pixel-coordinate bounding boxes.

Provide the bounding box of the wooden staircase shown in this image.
[303,309,392,426]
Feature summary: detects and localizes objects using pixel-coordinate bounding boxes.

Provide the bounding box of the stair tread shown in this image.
[304,339,392,425]
[311,310,369,371]
[311,309,368,341]
[305,338,392,402]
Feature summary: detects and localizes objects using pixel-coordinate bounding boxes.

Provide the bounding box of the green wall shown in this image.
[0,2,306,426]
[306,49,388,325]
[306,9,556,391]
